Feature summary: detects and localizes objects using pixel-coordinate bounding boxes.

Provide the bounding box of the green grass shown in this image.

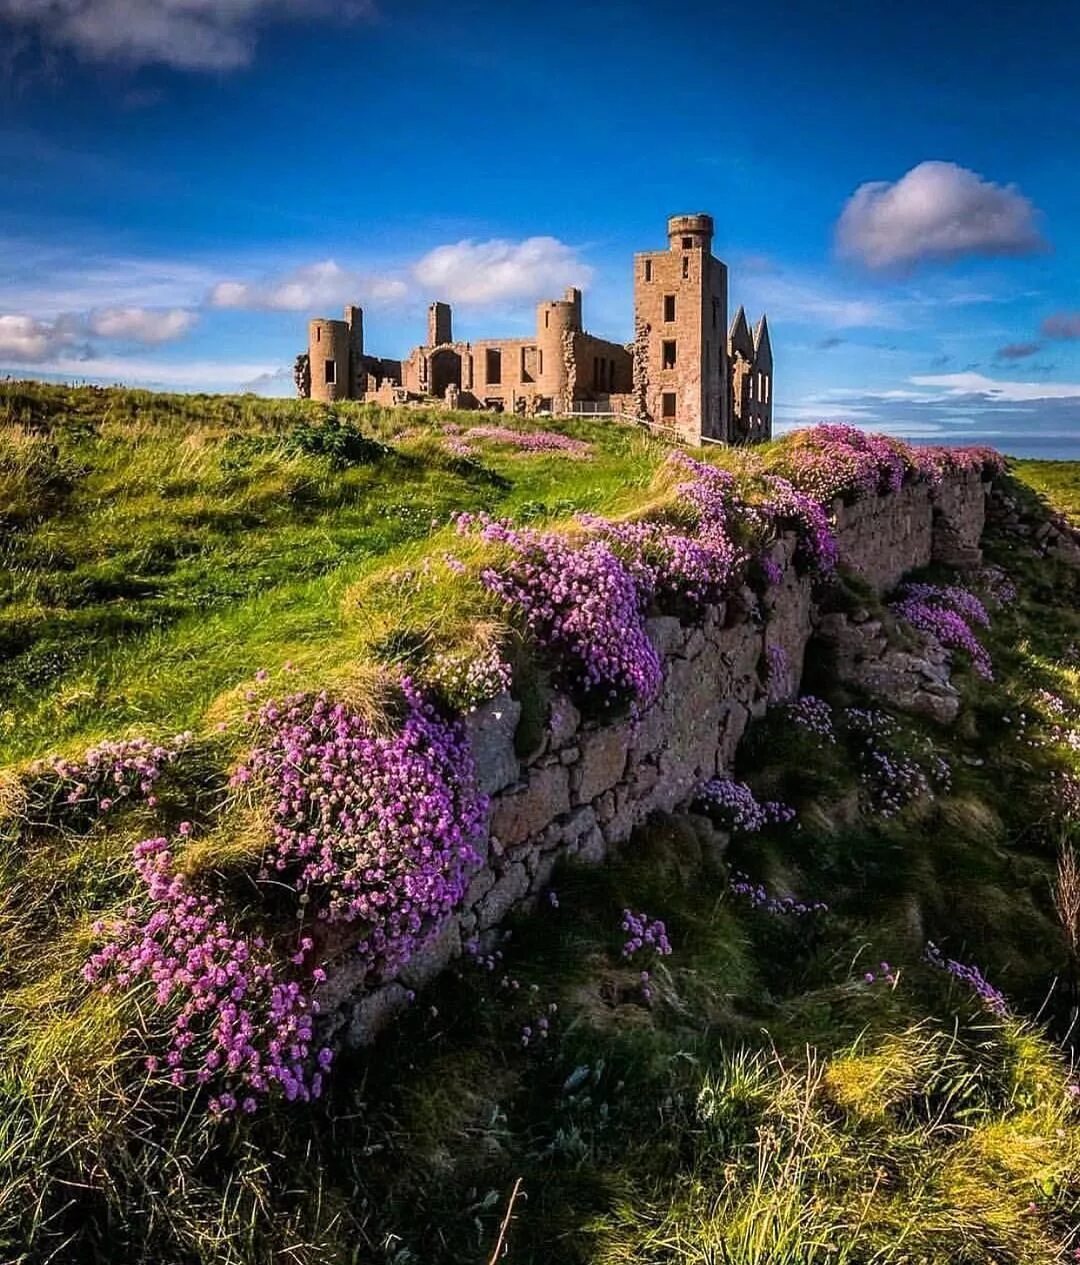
[1010,459,1080,522]
[0,382,666,763]
[4,384,1080,1263]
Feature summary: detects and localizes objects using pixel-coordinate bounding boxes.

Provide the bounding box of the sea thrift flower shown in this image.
[425,640,513,712]
[458,514,662,708]
[30,733,191,825]
[695,778,796,834]
[729,871,828,916]
[786,695,836,744]
[891,583,993,679]
[448,425,592,460]
[233,680,487,979]
[621,909,672,959]
[925,941,1008,1017]
[756,475,838,572]
[84,836,331,1113]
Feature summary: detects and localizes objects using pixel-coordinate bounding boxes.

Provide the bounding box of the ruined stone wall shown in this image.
[320,472,989,1045]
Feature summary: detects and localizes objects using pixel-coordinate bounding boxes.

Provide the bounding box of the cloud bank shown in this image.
[836,161,1045,271]
[210,261,408,313]
[0,306,196,362]
[0,0,374,71]
[411,236,593,306]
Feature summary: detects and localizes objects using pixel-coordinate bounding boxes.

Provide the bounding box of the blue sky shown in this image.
[2,0,1080,453]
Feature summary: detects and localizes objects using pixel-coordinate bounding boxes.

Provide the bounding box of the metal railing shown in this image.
[561,402,729,446]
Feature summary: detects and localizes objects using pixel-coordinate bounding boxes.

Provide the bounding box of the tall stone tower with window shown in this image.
[633,213,730,444]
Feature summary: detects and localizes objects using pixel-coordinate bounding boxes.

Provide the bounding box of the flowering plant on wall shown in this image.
[890,582,993,679]
[85,833,332,1115]
[456,512,663,710]
[233,680,487,978]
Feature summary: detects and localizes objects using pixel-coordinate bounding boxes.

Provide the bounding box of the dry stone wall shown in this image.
[320,472,989,1046]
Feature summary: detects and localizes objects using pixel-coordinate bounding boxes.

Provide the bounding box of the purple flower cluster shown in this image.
[891,582,993,679]
[28,733,190,822]
[729,871,828,916]
[843,706,951,817]
[764,425,1006,506]
[899,583,990,628]
[455,425,593,459]
[695,777,796,834]
[862,961,898,986]
[925,941,1008,1017]
[84,834,331,1114]
[769,424,914,503]
[756,475,838,573]
[577,513,744,614]
[425,640,513,712]
[786,695,837,744]
[457,513,662,708]
[233,681,487,979]
[920,445,1006,480]
[621,909,673,959]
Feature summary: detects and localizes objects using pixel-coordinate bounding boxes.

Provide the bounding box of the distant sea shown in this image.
[907,435,1080,462]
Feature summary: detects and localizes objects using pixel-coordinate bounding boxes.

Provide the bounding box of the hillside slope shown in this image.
[2,382,1080,1264]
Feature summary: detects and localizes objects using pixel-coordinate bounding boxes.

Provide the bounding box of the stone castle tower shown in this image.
[302,213,772,445]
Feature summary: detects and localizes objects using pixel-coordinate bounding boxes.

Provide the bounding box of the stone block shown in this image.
[345,983,411,1047]
[400,918,461,991]
[546,691,581,748]
[645,614,684,658]
[572,723,631,803]
[489,762,571,847]
[464,694,522,795]
[477,861,530,929]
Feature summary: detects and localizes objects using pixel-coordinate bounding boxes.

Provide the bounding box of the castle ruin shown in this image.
[301,213,773,446]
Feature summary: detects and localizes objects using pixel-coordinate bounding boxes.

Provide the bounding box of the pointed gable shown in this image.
[728,305,754,360]
[752,314,772,370]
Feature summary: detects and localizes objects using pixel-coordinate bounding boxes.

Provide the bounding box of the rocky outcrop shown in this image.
[814,610,960,725]
[987,484,1080,565]
[322,472,990,1045]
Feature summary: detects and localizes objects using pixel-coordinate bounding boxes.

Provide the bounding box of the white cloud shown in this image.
[412,236,593,306]
[0,0,374,71]
[909,371,1080,401]
[0,313,84,362]
[0,303,197,361]
[209,261,408,312]
[88,306,198,343]
[836,161,1045,270]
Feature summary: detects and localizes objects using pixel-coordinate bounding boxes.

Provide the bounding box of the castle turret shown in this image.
[634,214,728,443]
[427,301,452,348]
[666,213,714,254]
[308,315,352,403]
[536,287,582,411]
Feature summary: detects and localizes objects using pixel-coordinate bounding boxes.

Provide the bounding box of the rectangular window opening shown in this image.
[485,348,502,385]
[663,294,676,322]
[712,298,718,329]
[682,256,689,279]
[661,392,677,419]
[662,340,677,370]
[681,236,693,248]
[324,359,336,385]
[644,259,653,282]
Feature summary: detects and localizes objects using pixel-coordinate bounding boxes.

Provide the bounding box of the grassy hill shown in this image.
[3,382,1080,1264]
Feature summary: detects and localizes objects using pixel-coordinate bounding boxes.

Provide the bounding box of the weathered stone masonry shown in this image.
[320,470,988,1045]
